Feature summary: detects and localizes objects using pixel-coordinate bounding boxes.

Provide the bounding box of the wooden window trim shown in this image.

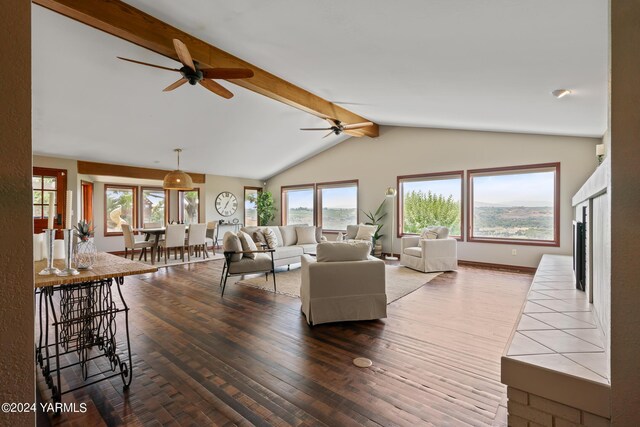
[178,188,201,224]
[244,186,262,226]
[281,184,316,226]
[466,162,561,247]
[316,180,359,233]
[397,171,465,240]
[33,167,68,236]
[80,180,93,224]
[104,184,137,237]
[140,187,169,226]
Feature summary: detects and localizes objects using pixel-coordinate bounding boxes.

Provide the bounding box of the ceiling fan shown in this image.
[300,118,374,138]
[117,39,254,99]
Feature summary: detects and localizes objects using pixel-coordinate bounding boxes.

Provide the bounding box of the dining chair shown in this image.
[206,221,218,255]
[143,222,162,229]
[121,224,154,261]
[186,223,208,261]
[158,224,186,264]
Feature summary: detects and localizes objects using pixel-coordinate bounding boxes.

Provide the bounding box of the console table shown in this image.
[35,253,156,407]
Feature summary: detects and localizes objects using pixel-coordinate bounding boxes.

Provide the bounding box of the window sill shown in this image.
[467,237,559,247]
[399,233,463,242]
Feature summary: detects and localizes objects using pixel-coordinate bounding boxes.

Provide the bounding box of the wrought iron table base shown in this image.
[36,277,133,409]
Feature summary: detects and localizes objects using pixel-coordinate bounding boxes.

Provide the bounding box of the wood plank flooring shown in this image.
[37,260,531,426]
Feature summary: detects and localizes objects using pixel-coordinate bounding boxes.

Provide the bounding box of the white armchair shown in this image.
[301,242,386,326]
[400,235,458,273]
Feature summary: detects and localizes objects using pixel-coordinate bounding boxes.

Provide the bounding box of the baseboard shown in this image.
[458,259,536,274]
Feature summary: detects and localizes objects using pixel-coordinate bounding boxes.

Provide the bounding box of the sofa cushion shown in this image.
[345,224,359,239]
[316,241,371,262]
[228,253,272,274]
[279,224,307,246]
[297,244,317,254]
[241,226,260,236]
[403,247,422,257]
[237,231,258,259]
[273,245,304,260]
[222,232,243,262]
[263,227,279,249]
[355,224,377,241]
[296,226,317,245]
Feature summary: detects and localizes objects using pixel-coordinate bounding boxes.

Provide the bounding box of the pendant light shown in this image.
[163,148,194,190]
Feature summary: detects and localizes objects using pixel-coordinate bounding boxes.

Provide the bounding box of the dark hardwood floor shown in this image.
[37,260,532,426]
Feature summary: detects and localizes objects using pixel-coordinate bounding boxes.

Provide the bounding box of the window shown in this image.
[468,163,560,246]
[33,167,67,234]
[281,185,315,225]
[179,189,200,224]
[104,185,137,235]
[317,180,358,231]
[141,187,167,226]
[244,187,262,227]
[399,171,463,238]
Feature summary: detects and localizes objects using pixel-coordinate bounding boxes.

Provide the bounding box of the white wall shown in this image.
[266,126,599,268]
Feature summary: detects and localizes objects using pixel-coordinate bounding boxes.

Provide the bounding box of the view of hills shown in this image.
[473,206,554,240]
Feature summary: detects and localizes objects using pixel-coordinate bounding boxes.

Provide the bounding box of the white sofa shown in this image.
[300,242,387,325]
[241,225,322,268]
[400,227,458,272]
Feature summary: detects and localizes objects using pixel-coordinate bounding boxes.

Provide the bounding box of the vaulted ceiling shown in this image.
[32,0,608,180]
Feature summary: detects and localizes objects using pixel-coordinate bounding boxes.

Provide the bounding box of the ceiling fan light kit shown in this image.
[300,118,374,139]
[118,38,254,99]
[552,89,571,98]
[163,148,194,190]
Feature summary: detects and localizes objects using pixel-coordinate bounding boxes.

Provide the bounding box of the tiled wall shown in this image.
[507,387,610,427]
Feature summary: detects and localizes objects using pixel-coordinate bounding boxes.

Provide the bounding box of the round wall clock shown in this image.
[215,191,238,217]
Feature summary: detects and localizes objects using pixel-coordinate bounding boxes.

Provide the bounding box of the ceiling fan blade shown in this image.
[343,121,374,130]
[201,68,254,79]
[300,127,333,131]
[199,79,234,99]
[322,131,335,139]
[173,38,196,71]
[163,78,188,92]
[117,57,179,72]
[344,129,366,137]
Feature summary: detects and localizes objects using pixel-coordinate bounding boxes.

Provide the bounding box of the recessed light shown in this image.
[552,89,571,98]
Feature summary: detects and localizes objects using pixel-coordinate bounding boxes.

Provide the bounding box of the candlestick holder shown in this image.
[39,229,61,276]
[57,229,79,276]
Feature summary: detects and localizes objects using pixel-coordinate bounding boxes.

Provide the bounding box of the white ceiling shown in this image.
[32,1,608,180]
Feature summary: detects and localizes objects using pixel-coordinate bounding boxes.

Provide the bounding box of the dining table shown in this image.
[132,227,181,265]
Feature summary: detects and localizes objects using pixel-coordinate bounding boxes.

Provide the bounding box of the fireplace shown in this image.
[573,206,587,292]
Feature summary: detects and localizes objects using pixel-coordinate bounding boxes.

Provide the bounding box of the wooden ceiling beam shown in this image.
[77,161,206,183]
[33,0,379,137]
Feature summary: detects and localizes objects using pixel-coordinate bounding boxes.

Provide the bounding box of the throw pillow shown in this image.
[315,226,323,243]
[222,231,243,262]
[421,230,438,240]
[345,224,359,239]
[316,241,371,262]
[296,226,317,245]
[355,224,377,241]
[279,225,299,246]
[253,230,267,246]
[420,226,450,239]
[262,227,279,249]
[237,231,258,259]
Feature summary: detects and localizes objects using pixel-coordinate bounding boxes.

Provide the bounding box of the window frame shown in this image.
[103,184,138,237]
[244,186,262,227]
[397,171,465,240]
[140,186,168,227]
[467,162,560,247]
[178,188,201,224]
[33,167,68,236]
[281,184,316,226]
[316,180,359,233]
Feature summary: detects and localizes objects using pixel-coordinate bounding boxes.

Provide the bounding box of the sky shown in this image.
[402,177,461,201]
[287,187,358,209]
[473,171,554,206]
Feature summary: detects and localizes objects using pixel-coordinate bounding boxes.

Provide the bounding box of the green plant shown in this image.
[403,190,460,235]
[74,220,95,241]
[249,191,276,226]
[361,199,387,241]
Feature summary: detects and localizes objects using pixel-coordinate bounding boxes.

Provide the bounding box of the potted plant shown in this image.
[249,191,276,226]
[73,220,97,269]
[362,200,387,257]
